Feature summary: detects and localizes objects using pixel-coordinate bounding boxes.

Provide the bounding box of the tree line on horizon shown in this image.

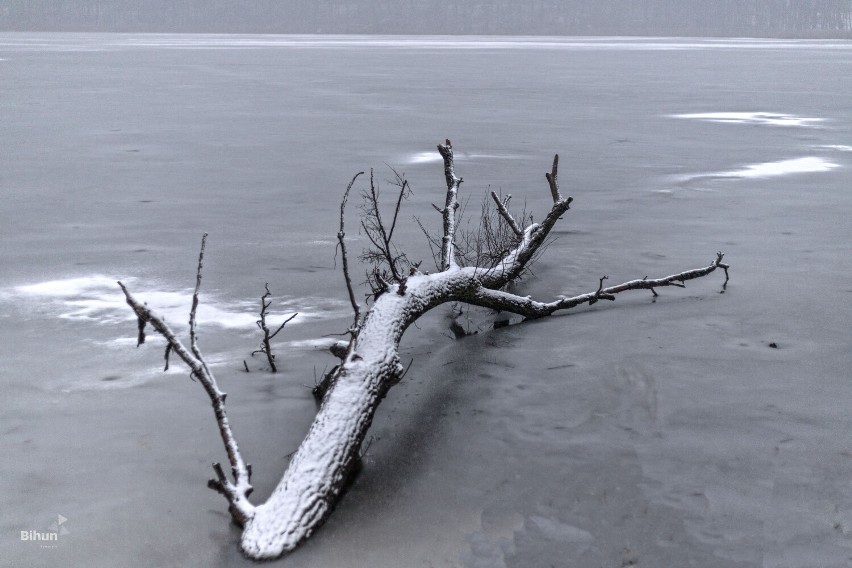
[2,0,851,37]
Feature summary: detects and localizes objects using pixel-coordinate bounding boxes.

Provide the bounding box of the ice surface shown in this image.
[4,33,852,568]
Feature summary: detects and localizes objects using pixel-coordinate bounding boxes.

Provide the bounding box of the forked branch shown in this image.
[252,283,297,373]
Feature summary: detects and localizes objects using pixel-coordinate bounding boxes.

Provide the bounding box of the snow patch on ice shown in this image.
[10,274,343,329]
[814,144,852,152]
[679,157,839,182]
[673,112,824,127]
[402,151,519,165]
[284,338,337,350]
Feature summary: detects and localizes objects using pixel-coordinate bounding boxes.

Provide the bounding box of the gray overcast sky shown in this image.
[2,1,851,37]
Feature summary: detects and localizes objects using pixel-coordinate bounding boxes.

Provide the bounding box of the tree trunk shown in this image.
[119,141,729,560]
[241,268,476,557]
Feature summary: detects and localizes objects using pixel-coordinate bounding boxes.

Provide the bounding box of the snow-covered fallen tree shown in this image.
[118,140,729,560]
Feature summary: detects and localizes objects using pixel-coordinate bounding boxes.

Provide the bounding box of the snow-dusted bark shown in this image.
[120,140,730,560]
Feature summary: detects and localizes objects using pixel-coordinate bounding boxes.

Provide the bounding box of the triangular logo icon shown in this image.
[57,514,67,525]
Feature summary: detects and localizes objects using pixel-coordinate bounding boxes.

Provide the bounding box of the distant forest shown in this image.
[2,0,851,37]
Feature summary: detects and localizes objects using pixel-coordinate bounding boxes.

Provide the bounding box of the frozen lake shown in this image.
[2,34,852,567]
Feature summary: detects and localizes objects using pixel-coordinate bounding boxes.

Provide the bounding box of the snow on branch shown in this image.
[467,253,730,319]
[489,191,524,237]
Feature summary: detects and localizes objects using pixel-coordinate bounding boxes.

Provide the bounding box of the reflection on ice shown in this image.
[680,156,839,182]
[12,275,342,329]
[673,112,824,127]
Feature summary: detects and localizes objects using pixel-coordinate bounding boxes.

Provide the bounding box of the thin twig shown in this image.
[338,171,364,329]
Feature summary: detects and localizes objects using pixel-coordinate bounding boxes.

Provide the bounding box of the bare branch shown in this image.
[545,154,562,203]
[386,169,410,244]
[715,251,730,289]
[359,169,414,289]
[367,170,399,281]
[466,254,730,319]
[118,269,254,526]
[189,233,208,363]
[252,283,296,373]
[269,312,298,340]
[479,160,573,288]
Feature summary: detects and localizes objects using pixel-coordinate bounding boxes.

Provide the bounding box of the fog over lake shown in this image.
[2,34,852,567]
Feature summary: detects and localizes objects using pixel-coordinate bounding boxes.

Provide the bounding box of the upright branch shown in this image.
[545,154,563,203]
[437,139,462,271]
[252,283,297,373]
[117,235,255,526]
[189,233,208,371]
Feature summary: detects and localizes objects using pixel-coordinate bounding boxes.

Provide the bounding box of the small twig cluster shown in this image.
[359,168,415,297]
[251,283,297,373]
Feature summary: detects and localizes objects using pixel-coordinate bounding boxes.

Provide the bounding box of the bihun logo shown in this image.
[21,514,69,548]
